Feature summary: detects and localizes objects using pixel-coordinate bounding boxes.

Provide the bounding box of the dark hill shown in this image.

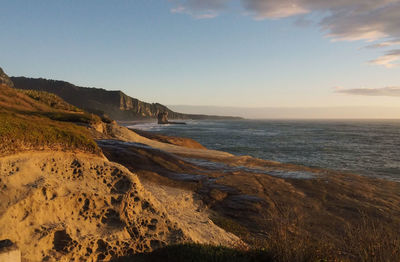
[11,77,242,121]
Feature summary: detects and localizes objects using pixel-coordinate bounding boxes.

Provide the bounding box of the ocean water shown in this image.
[128,120,400,181]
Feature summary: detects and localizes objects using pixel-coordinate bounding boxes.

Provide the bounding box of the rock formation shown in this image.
[0,152,189,261]
[0,239,21,262]
[157,112,169,124]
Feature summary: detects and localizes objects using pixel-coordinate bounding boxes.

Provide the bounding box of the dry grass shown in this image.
[340,214,400,262]
[252,209,400,262]
[209,206,400,262]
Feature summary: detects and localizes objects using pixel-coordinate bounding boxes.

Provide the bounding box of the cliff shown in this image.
[10,77,242,121]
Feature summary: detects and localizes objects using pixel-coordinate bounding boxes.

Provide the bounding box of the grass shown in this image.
[0,111,100,155]
[0,86,102,155]
[112,213,400,262]
[210,213,251,240]
[19,89,101,124]
[340,214,400,261]
[113,243,274,262]
[19,89,81,112]
[209,208,400,262]
[42,111,100,124]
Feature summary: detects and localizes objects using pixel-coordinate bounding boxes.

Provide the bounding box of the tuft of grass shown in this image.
[340,214,400,262]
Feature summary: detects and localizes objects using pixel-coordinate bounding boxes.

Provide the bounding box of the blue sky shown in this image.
[1,0,400,118]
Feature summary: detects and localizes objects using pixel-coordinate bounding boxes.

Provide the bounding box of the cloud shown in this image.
[365,40,400,49]
[170,0,229,19]
[170,5,219,19]
[242,1,309,19]
[170,0,400,67]
[336,86,400,96]
[368,49,400,68]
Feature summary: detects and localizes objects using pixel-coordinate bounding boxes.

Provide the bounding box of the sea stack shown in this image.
[157,111,169,124]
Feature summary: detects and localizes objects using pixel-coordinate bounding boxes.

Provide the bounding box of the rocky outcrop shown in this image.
[129,129,206,149]
[0,152,188,261]
[0,151,241,261]
[0,68,14,88]
[0,240,21,262]
[157,112,169,124]
[10,77,242,121]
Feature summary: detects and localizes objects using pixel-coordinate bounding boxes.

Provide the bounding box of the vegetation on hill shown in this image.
[115,243,274,262]
[0,112,99,155]
[20,89,81,112]
[113,211,400,262]
[0,72,101,155]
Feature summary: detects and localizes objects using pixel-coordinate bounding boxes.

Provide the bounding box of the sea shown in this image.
[128,119,400,181]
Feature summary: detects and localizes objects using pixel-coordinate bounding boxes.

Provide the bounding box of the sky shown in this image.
[1,0,400,118]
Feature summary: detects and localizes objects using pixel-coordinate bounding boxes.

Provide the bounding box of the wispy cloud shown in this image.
[170,0,400,67]
[336,86,400,97]
[365,39,400,49]
[170,0,228,19]
[368,49,400,68]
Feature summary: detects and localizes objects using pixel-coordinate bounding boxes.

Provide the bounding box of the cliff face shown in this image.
[10,77,182,120]
[11,77,242,121]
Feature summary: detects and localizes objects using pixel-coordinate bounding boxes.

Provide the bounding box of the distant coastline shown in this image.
[11,77,242,121]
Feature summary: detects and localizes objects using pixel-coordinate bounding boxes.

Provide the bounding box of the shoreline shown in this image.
[125,119,400,182]
[99,128,400,258]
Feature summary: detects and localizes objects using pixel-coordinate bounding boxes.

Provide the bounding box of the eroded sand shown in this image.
[141,180,241,247]
[0,151,239,261]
